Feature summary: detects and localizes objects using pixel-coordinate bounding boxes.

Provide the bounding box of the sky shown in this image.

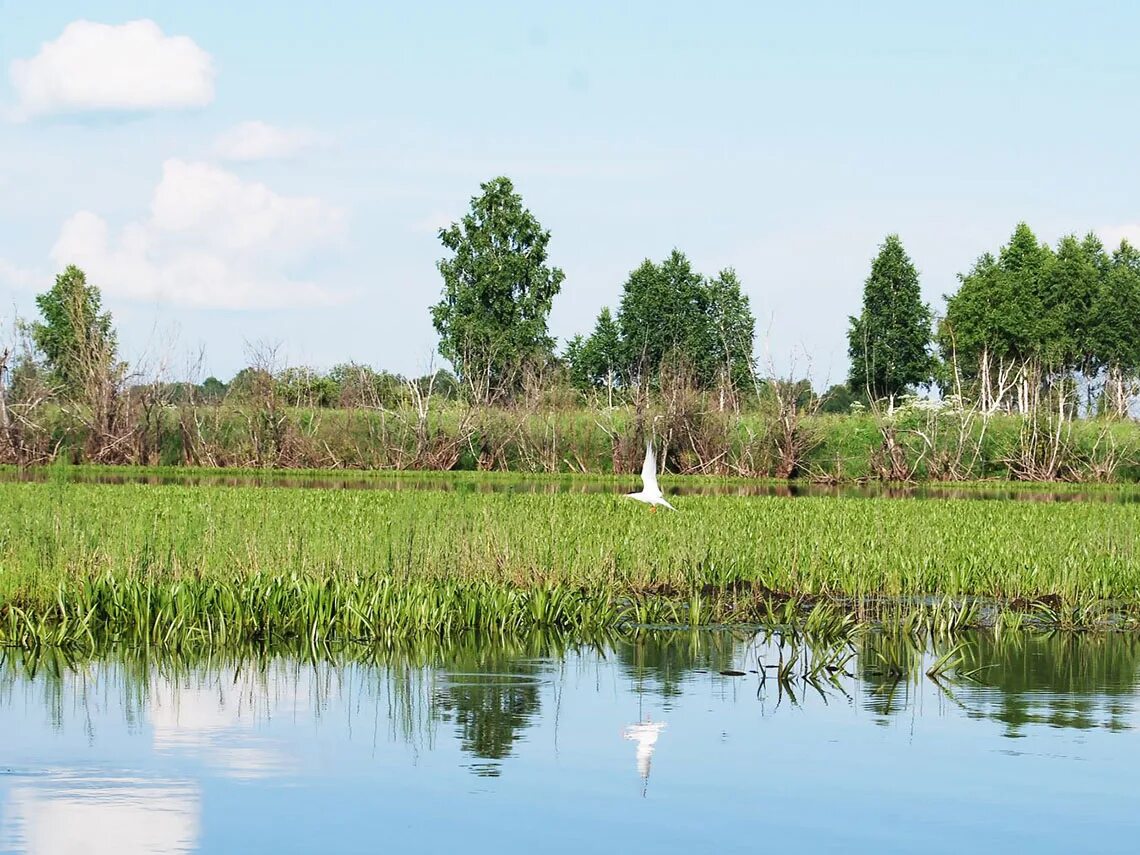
[1,1,1139,385]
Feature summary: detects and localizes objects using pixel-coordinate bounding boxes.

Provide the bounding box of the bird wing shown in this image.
[641,440,660,496]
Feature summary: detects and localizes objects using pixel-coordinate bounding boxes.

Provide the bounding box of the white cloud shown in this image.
[50,159,346,309]
[9,19,214,119]
[214,121,317,161]
[1098,224,1140,251]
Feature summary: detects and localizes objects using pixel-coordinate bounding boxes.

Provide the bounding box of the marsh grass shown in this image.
[2,479,1140,644]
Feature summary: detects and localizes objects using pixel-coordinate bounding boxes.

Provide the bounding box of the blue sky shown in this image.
[2,1,1138,384]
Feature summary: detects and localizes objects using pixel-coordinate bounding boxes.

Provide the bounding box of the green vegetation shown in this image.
[847,235,935,402]
[3,479,1140,646]
[4,177,1139,483]
[5,399,1140,481]
[940,225,1140,416]
[608,250,755,392]
[431,176,565,404]
[31,264,118,395]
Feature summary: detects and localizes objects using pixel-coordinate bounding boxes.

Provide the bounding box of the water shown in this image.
[5,466,1140,502]
[1,631,1138,854]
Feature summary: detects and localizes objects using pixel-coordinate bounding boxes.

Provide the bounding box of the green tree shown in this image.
[940,224,1075,412]
[432,177,564,403]
[563,334,586,389]
[819,383,856,414]
[939,251,1002,373]
[1042,233,1107,376]
[847,235,933,402]
[567,307,623,404]
[995,222,1055,365]
[276,366,340,408]
[1089,241,1140,416]
[617,250,710,387]
[328,362,407,408]
[32,265,117,395]
[198,376,228,402]
[227,367,273,402]
[704,268,756,393]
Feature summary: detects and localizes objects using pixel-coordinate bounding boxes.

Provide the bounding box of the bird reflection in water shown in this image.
[623,718,666,797]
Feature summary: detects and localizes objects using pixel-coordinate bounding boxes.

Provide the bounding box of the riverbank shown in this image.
[6,406,1140,482]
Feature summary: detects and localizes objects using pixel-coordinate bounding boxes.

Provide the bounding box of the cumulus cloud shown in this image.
[9,19,214,119]
[1098,224,1140,251]
[50,159,346,309]
[214,121,317,161]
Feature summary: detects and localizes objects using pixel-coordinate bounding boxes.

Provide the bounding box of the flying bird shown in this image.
[625,440,676,511]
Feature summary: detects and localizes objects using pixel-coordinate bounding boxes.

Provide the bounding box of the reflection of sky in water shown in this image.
[0,633,1139,853]
[1,776,198,855]
[149,673,292,780]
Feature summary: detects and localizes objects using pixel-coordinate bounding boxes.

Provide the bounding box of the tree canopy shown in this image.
[32,265,117,395]
[566,307,623,402]
[847,235,933,401]
[938,223,1140,414]
[614,250,754,390]
[432,176,564,402]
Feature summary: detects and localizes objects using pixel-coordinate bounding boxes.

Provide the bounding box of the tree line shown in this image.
[5,176,1140,430]
[435,177,1140,418]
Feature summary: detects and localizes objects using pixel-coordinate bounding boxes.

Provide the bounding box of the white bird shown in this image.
[625,440,676,511]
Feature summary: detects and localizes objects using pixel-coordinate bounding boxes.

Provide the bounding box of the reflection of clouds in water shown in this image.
[623,720,666,786]
[149,672,295,780]
[0,775,198,855]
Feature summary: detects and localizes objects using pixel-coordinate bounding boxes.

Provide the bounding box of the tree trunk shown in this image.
[0,348,10,440]
[979,348,990,413]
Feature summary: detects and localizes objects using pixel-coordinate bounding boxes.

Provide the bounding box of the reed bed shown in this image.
[2,479,1139,645]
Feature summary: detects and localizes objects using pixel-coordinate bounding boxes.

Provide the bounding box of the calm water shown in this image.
[1,631,1138,854]
[4,466,1140,502]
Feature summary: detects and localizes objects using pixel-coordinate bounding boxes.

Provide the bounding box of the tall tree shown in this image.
[1043,233,1108,408]
[847,235,933,402]
[704,268,756,393]
[1089,241,1140,416]
[617,250,709,387]
[432,177,564,403]
[32,265,117,395]
[995,222,1054,366]
[567,307,623,404]
[940,224,1056,411]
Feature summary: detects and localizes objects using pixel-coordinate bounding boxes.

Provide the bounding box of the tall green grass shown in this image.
[2,480,1139,644]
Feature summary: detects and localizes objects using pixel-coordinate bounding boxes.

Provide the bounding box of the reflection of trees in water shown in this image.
[5,627,1136,781]
[854,632,1140,734]
[613,630,741,699]
[0,630,737,778]
[958,633,1140,736]
[405,630,744,773]
[0,633,600,779]
[416,630,615,776]
[430,638,549,776]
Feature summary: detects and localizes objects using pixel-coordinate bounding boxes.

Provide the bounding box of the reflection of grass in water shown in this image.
[3,479,1140,644]
[0,630,616,774]
[3,627,1138,774]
